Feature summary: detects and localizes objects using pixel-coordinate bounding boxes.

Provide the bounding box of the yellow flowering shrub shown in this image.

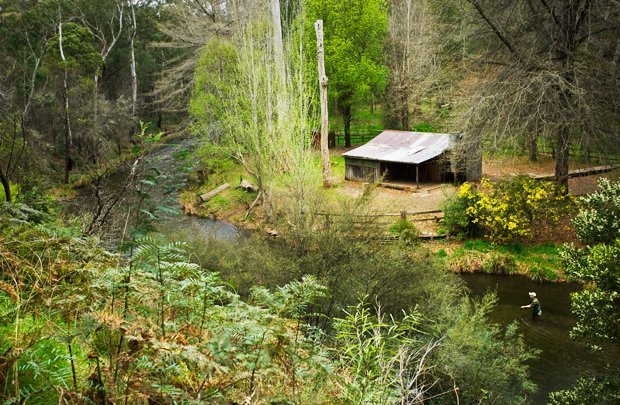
[457,177,573,244]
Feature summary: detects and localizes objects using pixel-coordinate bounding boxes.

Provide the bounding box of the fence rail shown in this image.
[309,209,444,224]
[333,130,382,146]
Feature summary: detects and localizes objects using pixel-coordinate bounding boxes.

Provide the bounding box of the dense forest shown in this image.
[1,0,619,403]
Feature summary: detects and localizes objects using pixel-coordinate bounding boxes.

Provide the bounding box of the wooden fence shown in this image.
[312,209,444,226]
[333,129,382,146]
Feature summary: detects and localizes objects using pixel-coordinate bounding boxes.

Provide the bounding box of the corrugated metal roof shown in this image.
[342,130,452,164]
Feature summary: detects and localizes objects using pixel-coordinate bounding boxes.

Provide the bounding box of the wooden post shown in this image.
[416,164,419,189]
[314,20,332,187]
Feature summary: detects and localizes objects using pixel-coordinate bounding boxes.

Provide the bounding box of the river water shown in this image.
[464,273,619,402]
[71,138,241,243]
[72,138,618,403]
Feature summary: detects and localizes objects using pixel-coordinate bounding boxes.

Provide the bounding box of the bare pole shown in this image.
[314,20,331,187]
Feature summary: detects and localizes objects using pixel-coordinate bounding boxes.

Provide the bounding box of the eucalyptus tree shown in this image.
[459,0,620,190]
[0,1,53,199]
[76,0,125,120]
[304,0,388,147]
[384,0,438,130]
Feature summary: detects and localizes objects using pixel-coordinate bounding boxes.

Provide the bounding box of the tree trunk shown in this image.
[59,20,73,184]
[93,74,98,121]
[0,166,11,203]
[528,135,538,162]
[401,92,409,130]
[343,104,352,147]
[555,125,570,191]
[271,0,285,88]
[63,70,73,184]
[130,4,138,117]
[314,20,332,187]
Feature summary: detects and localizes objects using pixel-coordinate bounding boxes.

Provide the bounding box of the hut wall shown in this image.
[345,157,381,181]
[426,158,442,182]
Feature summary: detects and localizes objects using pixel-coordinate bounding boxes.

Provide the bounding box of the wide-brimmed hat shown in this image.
[528,292,536,297]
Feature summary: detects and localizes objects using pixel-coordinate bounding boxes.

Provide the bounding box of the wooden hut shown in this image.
[343,130,476,187]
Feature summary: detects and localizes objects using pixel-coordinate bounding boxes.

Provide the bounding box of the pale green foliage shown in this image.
[190,9,316,215]
[334,300,435,403]
[572,178,620,245]
[0,181,19,202]
[189,39,239,137]
[136,120,164,144]
[250,275,327,318]
[428,294,538,403]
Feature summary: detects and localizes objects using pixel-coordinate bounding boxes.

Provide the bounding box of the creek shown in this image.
[71,138,618,403]
[464,273,619,403]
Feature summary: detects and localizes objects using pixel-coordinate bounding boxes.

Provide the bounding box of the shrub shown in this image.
[389,219,419,243]
[0,181,20,202]
[572,178,620,245]
[436,248,448,258]
[483,252,516,274]
[441,193,481,238]
[457,177,573,244]
[528,264,558,282]
[449,250,485,273]
[389,218,415,234]
[549,376,620,404]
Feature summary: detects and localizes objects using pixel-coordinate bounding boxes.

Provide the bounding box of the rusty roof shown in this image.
[342,130,452,164]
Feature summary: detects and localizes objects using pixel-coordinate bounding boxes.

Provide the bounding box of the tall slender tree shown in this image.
[384,0,438,130]
[305,0,388,147]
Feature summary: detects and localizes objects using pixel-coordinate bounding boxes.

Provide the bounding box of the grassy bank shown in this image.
[433,239,564,282]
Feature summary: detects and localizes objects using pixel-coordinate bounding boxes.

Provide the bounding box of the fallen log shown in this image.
[237,179,258,192]
[200,183,229,202]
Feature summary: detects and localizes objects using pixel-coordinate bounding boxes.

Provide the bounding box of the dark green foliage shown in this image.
[561,179,620,344]
[441,193,481,239]
[572,178,620,245]
[548,376,620,404]
[44,22,101,77]
[561,240,620,342]
[551,179,620,400]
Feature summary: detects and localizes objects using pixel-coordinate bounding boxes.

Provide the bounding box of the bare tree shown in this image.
[129,1,137,117]
[151,0,233,117]
[384,0,438,130]
[458,0,620,190]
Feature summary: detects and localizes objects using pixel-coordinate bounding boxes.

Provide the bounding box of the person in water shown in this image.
[521,291,542,319]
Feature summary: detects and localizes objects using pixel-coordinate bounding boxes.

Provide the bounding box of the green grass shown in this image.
[330,155,346,179]
[451,239,563,280]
